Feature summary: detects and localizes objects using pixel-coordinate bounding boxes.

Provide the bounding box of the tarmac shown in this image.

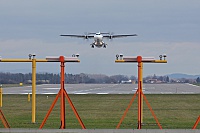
[2,83,200,95]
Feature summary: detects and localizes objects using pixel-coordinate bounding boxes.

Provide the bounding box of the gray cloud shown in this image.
[0,0,200,76]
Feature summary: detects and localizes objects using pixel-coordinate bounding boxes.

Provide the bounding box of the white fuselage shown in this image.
[93,33,105,48]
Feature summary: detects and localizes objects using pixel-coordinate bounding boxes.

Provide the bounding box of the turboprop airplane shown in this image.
[60,32,137,48]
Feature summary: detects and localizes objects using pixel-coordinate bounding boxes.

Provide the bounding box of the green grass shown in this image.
[0,94,199,129]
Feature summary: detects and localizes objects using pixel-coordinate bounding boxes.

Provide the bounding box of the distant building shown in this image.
[121,80,133,84]
[147,79,157,83]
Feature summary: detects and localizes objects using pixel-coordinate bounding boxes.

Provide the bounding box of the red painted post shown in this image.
[192,115,200,129]
[59,56,65,129]
[0,110,10,128]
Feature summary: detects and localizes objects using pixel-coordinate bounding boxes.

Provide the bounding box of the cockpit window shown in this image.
[96,33,100,35]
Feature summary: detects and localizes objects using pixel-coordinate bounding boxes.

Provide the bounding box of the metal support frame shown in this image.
[192,115,200,129]
[32,58,36,123]
[39,56,85,129]
[0,110,10,128]
[0,55,80,124]
[137,56,142,129]
[115,55,167,129]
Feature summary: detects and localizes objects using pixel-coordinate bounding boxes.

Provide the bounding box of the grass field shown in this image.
[0,94,199,129]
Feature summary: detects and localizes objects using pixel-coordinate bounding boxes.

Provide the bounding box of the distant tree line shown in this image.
[0,72,133,84]
[1,72,199,84]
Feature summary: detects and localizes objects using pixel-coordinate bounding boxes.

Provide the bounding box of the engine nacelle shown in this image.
[85,35,89,39]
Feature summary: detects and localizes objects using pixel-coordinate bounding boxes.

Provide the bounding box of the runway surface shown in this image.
[2,83,200,94]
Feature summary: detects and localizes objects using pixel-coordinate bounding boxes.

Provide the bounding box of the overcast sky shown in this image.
[0,0,200,76]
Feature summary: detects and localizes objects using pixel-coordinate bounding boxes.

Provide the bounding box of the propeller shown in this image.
[83,32,90,40]
[109,32,114,40]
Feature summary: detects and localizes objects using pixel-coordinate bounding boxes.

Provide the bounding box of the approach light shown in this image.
[159,55,163,60]
[29,54,32,60]
[32,53,36,59]
[163,54,167,60]
[119,54,123,60]
[116,54,119,60]
[29,53,36,59]
[75,53,79,57]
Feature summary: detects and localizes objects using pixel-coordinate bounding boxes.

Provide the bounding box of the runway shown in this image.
[2,83,200,94]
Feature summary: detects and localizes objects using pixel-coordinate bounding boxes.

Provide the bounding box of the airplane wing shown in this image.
[60,34,94,39]
[103,34,137,39]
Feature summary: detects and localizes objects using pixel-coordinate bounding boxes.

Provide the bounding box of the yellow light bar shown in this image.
[0,59,48,62]
[154,60,167,63]
[1,59,33,62]
[115,60,125,63]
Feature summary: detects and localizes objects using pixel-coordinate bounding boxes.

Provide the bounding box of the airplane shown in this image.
[60,32,137,48]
